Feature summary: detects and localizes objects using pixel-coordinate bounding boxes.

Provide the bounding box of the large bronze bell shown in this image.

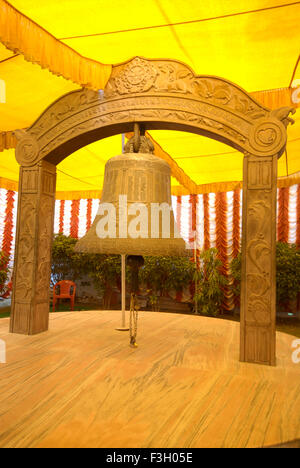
[75,126,189,256]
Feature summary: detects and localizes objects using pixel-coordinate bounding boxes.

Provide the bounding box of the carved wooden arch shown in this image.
[11,57,295,366]
[15,56,292,166]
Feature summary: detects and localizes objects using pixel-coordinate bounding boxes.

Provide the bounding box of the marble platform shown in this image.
[0,310,299,448]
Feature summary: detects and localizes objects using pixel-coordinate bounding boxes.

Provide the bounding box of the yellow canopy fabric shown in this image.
[0,0,299,196]
[5,0,299,91]
[1,126,299,199]
[0,0,112,90]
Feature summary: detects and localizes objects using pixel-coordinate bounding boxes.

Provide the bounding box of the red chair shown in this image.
[0,281,12,299]
[52,280,76,312]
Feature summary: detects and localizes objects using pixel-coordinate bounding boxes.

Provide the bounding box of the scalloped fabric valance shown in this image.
[0,0,112,89]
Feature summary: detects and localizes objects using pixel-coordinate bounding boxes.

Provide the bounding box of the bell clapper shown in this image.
[115,254,129,331]
[127,255,144,348]
[129,293,139,348]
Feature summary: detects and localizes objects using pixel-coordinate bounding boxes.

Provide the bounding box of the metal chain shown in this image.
[129,292,138,348]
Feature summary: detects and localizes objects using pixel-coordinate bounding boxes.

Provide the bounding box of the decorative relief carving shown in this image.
[15,57,291,168]
[12,303,31,334]
[258,128,277,145]
[11,162,56,335]
[125,135,155,154]
[42,172,56,196]
[15,132,39,166]
[22,169,38,192]
[29,88,100,138]
[247,296,270,323]
[245,185,273,326]
[36,196,54,302]
[245,327,270,363]
[34,93,251,154]
[248,160,272,189]
[241,152,277,364]
[114,57,158,94]
[105,57,268,119]
[15,195,36,301]
[270,107,296,128]
[249,118,286,156]
[38,107,248,160]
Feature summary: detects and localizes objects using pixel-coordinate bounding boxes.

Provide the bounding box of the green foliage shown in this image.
[230,253,242,298]
[276,243,300,305]
[139,256,195,311]
[230,242,300,307]
[193,248,228,316]
[51,234,127,308]
[148,293,159,311]
[139,256,195,299]
[164,256,196,293]
[0,251,9,295]
[89,255,124,296]
[51,233,95,285]
[51,235,232,316]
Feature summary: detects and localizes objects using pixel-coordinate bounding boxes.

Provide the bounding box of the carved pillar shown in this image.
[240,152,277,365]
[10,161,56,335]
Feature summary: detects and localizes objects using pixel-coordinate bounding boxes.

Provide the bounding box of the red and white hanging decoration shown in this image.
[0,185,300,306]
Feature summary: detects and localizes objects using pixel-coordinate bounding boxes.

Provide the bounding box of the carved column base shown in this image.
[240,153,277,365]
[10,161,56,335]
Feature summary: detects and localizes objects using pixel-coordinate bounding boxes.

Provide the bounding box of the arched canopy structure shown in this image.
[15,57,292,166]
[11,57,295,366]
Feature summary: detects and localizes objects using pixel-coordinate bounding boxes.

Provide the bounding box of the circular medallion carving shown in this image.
[115,57,158,94]
[249,118,286,156]
[16,135,39,166]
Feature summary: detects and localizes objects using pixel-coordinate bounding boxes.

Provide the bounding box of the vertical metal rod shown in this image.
[115,255,129,331]
[133,123,141,153]
[194,200,198,315]
[115,132,128,332]
[194,240,198,315]
[121,134,126,326]
[121,254,126,327]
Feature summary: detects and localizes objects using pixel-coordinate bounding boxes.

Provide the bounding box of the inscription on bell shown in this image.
[75,150,188,256]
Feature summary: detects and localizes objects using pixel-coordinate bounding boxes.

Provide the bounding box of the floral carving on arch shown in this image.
[15,56,294,166]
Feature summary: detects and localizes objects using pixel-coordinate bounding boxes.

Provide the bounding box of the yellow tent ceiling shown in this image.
[0,0,299,197]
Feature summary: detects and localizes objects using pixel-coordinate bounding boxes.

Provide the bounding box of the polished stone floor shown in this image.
[0,310,299,448]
